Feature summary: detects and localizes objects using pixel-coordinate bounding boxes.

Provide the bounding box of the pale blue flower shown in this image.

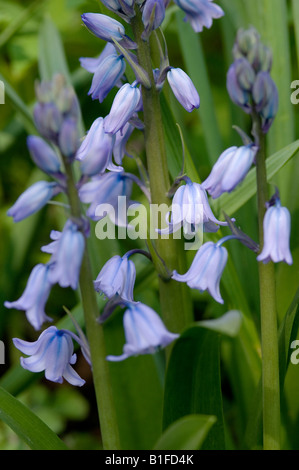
[106,302,179,361]
[58,117,80,159]
[13,326,85,386]
[161,179,229,235]
[257,200,292,265]
[252,71,278,133]
[7,181,60,222]
[94,254,136,301]
[167,68,200,112]
[81,13,125,42]
[142,0,165,33]
[88,53,126,103]
[76,117,121,176]
[80,44,116,73]
[104,83,141,134]
[112,122,135,165]
[27,136,61,175]
[48,220,85,290]
[226,58,255,113]
[202,144,258,198]
[4,264,53,331]
[79,171,133,225]
[174,0,224,33]
[172,241,228,303]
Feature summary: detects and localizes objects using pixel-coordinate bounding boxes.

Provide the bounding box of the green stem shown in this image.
[131,13,193,334]
[253,111,280,450]
[63,160,120,450]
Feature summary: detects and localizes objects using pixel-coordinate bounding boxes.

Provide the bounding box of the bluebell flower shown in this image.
[142,0,165,34]
[202,144,258,198]
[48,220,85,290]
[79,171,133,225]
[94,254,136,301]
[81,13,125,42]
[161,179,229,235]
[167,68,200,112]
[226,58,256,113]
[172,241,228,304]
[33,102,63,142]
[58,117,80,159]
[174,0,224,33]
[4,264,53,331]
[113,122,134,165]
[104,83,141,134]
[257,200,292,265]
[252,71,278,133]
[80,44,117,73]
[13,326,85,386]
[106,302,179,361]
[88,53,126,103]
[7,181,60,222]
[76,117,121,176]
[27,136,61,176]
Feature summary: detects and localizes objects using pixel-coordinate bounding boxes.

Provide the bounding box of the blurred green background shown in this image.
[0,0,298,450]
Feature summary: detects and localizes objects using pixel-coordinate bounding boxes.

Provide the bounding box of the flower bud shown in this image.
[167,67,200,112]
[104,83,141,134]
[252,71,278,133]
[81,13,125,42]
[58,117,80,159]
[88,53,126,103]
[226,58,255,113]
[142,0,165,34]
[27,136,61,175]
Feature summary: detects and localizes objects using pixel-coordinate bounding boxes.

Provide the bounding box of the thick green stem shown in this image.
[253,112,280,450]
[63,160,120,450]
[131,13,193,334]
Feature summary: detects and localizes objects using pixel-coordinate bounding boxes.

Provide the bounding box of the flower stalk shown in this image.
[131,11,193,335]
[253,110,280,450]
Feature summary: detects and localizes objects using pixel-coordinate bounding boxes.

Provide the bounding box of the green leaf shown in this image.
[154,414,216,450]
[211,140,299,217]
[0,386,68,450]
[163,311,242,450]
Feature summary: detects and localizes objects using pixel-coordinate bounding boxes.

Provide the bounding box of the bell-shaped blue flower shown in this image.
[4,264,53,331]
[226,58,256,113]
[79,171,133,226]
[174,0,224,33]
[104,83,141,134]
[58,117,80,159]
[80,43,116,73]
[7,181,60,222]
[202,144,258,199]
[257,200,292,265]
[94,254,136,301]
[48,220,85,290]
[33,102,63,142]
[252,71,278,133]
[167,68,200,112]
[13,326,85,386]
[142,0,165,34]
[172,241,228,303]
[106,302,179,361]
[113,122,134,165]
[81,13,125,42]
[76,117,121,176]
[161,179,229,235]
[88,53,126,103]
[27,136,61,176]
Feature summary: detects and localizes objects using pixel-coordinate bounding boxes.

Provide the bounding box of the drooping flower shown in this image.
[48,220,85,290]
[80,43,116,73]
[201,144,258,199]
[257,200,292,265]
[112,122,135,165]
[79,171,133,226]
[167,68,200,112]
[252,71,278,133]
[81,13,126,42]
[226,58,256,113]
[106,302,179,361]
[142,0,166,35]
[87,53,126,103]
[4,264,53,331]
[7,181,60,222]
[13,326,85,386]
[94,254,136,301]
[27,136,61,176]
[104,83,141,134]
[76,117,121,176]
[172,241,228,304]
[174,0,224,33]
[160,178,229,235]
